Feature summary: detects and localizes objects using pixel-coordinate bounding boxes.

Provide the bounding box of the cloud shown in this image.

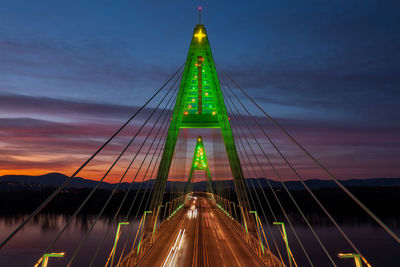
[0,37,172,85]
[1,0,399,180]
[1,91,399,180]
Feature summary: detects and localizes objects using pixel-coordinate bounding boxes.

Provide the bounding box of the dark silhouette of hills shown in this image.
[0,172,151,191]
[193,177,400,190]
[1,172,400,192]
[1,173,399,221]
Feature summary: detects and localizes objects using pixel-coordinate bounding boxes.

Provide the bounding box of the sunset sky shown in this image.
[0,1,399,181]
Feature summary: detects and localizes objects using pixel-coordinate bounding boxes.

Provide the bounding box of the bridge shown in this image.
[0,8,398,267]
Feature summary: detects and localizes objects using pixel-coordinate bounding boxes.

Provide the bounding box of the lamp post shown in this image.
[152,204,164,242]
[163,202,171,221]
[230,202,237,221]
[171,198,176,213]
[273,222,292,267]
[34,252,65,267]
[227,200,233,218]
[250,211,264,255]
[238,205,249,240]
[137,211,152,255]
[110,222,129,267]
[338,253,363,267]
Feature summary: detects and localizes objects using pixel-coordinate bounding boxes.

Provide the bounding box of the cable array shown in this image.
[216,63,398,266]
[0,64,185,251]
[2,59,394,267]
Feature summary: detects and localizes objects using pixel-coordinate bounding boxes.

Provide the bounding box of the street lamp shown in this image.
[152,204,164,241]
[163,202,171,221]
[109,222,129,267]
[137,211,152,255]
[238,205,249,240]
[34,252,65,267]
[274,222,292,267]
[250,211,264,255]
[338,253,363,267]
[230,202,238,221]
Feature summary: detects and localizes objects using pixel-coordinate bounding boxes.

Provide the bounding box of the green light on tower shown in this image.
[147,8,255,239]
[185,136,213,193]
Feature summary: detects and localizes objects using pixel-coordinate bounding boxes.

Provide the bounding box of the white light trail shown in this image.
[162,228,186,267]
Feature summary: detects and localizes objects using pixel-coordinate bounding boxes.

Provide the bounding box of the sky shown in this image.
[0,0,399,181]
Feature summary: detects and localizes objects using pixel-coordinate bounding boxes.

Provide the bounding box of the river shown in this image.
[0,213,398,266]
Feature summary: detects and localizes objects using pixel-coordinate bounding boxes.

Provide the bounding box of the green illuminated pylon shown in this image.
[149,18,254,234]
[185,136,213,193]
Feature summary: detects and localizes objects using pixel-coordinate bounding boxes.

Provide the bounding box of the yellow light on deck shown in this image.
[192,98,196,102]
[212,111,216,115]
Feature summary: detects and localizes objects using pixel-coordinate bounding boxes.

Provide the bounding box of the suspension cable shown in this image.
[222,112,286,266]
[43,68,180,256]
[217,65,370,259]
[66,74,180,266]
[0,64,184,250]
[217,64,400,246]
[116,133,167,267]
[222,84,311,266]
[243,160,286,266]
[221,76,336,264]
[240,148,287,267]
[115,141,166,267]
[87,80,177,267]
[221,80,333,266]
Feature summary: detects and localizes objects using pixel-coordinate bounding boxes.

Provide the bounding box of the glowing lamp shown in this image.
[194,29,206,42]
[184,111,189,115]
[212,111,216,115]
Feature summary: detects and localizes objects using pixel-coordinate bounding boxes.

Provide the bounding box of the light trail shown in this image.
[210,210,242,267]
[132,196,274,267]
[187,204,198,219]
[162,228,186,267]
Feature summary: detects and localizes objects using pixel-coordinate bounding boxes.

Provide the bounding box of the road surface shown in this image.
[133,194,272,267]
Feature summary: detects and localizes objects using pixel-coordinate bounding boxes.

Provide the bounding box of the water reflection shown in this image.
[0,213,139,267]
[0,213,130,232]
[263,213,400,267]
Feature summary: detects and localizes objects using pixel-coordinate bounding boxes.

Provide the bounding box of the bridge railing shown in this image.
[118,194,189,266]
[208,192,285,266]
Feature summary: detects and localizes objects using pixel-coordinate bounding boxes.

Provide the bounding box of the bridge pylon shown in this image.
[184,136,213,193]
[146,21,256,238]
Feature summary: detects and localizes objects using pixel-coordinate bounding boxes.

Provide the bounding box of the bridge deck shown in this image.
[124,196,281,267]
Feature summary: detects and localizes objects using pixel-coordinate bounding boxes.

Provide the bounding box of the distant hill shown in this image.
[195,177,400,190]
[1,173,400,192]
[0,173,151,191]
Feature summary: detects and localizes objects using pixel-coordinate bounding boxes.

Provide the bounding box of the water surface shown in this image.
[0,213,398,266]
